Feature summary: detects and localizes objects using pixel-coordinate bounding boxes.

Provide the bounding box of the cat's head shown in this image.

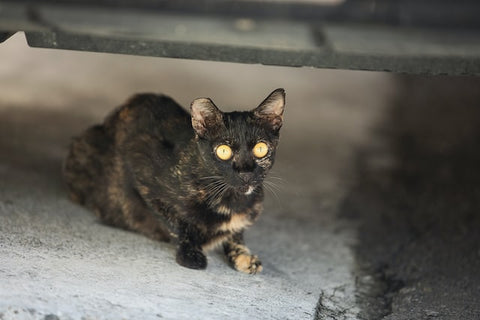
[190,89,285,196]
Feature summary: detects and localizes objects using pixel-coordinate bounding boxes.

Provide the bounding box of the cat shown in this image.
[63,88,285,274]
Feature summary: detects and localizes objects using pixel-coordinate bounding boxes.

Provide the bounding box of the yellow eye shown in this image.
[215,144,233,160]
[253,142,269,158]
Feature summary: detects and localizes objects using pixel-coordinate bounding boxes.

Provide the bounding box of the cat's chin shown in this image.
[236,185,256,196]
[244,185,255,195]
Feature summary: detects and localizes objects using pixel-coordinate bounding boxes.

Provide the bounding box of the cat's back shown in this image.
[64,94,192,203]
[110,93,190,128]
[107,93,193,142]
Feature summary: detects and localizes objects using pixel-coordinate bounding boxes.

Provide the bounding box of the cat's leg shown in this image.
[96,166,170,242]
[89,187,171,242]
[223,232,262,274]
[175,222,207,270]
[114,183,171,242]
[120,190,171,242]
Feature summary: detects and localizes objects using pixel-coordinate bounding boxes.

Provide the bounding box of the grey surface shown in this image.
[0,33,393,319]
[2,32,480,320]
[2,1,480,75]
[346,76,480,319]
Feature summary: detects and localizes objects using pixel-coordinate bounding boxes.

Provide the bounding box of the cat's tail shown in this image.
[62,124,113,205]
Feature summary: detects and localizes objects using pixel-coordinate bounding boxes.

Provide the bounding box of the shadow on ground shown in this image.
[0,106,95,193]
[342,76,480,319]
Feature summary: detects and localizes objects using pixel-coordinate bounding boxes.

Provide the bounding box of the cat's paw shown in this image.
[176,246,207,270]
[232,254,263,274]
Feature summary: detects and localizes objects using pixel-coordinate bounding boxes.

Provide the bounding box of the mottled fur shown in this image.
[63,89,285,273]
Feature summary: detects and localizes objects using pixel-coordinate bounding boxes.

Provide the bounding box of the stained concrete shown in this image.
[344,76,480,319]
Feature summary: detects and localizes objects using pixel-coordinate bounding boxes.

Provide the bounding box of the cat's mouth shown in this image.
[234,172,260,195]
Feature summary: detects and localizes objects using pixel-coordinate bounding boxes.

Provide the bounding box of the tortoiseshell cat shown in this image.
[63,89,285,274]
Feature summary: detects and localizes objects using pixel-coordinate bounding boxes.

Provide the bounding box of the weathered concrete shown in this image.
[343,75,480,319]
[4,32,478,320]
[0,33,393,319]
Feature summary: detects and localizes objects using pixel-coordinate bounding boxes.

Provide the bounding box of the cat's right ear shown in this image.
[190,98,224,138]
[253,88,285,132]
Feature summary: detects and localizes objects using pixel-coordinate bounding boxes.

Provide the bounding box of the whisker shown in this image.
[207,187,226,206]
[263,180,284,193]
[203,180,224,190]
[263,181,281,203]
[268,176,287,184]
[268,170,286,180]
[199,175,223,180]
[202,178,225,192]
[205,183,225,198]
[205,180,229,206]
[265,178,287,190]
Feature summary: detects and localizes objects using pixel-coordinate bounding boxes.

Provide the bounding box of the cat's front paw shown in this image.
[232,254,263,274]
[176,245,207,270]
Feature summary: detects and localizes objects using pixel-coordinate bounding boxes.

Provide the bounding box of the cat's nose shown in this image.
[238,172,254,183]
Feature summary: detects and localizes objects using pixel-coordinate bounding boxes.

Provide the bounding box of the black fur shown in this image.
[63,89,285,273]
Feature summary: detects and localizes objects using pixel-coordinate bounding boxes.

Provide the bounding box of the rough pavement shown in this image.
[2,32,479,320]
[344,76,480,319]
[0,33,393,319]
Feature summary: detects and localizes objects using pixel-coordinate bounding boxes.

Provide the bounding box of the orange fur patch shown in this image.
[219,214,252,233]
[119,108,132,121]
[201,234,229,252]
[216,205,231,215]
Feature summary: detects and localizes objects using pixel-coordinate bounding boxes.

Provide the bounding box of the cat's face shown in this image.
[191,89,285,196]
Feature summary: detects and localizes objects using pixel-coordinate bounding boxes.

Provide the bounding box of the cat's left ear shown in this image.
[253,88,285,132]
[191,97,224,138]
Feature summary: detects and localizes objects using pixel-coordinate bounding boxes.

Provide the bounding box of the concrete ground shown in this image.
[1,32,479,319]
